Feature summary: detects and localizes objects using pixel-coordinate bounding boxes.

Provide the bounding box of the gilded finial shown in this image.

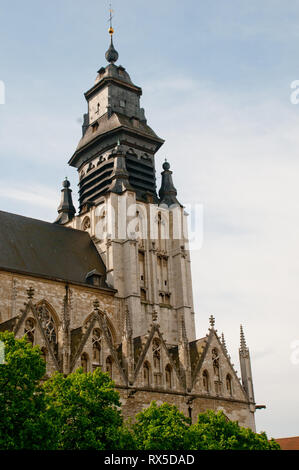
[105,3,119,64]
[108,3,114,36]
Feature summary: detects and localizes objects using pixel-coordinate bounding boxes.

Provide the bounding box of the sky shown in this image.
[0,0,299,438]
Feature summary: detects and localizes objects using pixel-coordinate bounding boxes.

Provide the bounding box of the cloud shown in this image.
[0,183,57,209]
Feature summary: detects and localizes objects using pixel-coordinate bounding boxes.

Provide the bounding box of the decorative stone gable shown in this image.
[132,323,184,393]
[13,296,61,374]
[191,327,247,402]
[70,304,127,386]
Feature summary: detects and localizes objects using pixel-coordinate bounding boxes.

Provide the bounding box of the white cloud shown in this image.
[0,183,57,210]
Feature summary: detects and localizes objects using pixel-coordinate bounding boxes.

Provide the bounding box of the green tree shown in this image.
[43,368,131,450]
[185,410,280,450]
[130,403,279,451]
[131,401,190,450]
[0,331,56,450]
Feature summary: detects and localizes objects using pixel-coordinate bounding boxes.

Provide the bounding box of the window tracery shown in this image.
[212,348,220,378]
[153,338,161,371]
[37,304,57,345]
[92,328,102,365]
[24,318,35,345]
[203,370,209,393]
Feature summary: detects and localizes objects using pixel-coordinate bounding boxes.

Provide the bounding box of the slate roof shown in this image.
[70,112,164,165]
[0,210,109,287]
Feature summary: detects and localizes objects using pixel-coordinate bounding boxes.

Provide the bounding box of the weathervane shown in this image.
[108,3,114,36]
[105,2,119,64]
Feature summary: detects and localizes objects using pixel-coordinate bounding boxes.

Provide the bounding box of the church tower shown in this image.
[47,21,257,429]
[64,27,196,347]
[0,9,257,430]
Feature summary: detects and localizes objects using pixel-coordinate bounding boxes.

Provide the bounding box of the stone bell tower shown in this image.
[61,26,196,347]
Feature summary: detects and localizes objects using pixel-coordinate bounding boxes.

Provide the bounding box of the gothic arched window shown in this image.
[81,353,89,373]
[106,356,113,379]
[153,339,161,371]
[24,318,35,345]
[226,374,233,396]
[203,370,209,393]
[92,329,102,365]
[212,348,220,379]
[37,304,57,345]
[143,362,151,387]
[165,364,172,389]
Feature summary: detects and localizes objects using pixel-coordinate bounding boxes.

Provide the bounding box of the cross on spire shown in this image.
[209,315,215,328]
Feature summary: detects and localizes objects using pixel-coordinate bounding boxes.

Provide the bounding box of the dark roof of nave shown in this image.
[0,210,109,288]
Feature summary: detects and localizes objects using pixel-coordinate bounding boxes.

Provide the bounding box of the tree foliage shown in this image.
[43,368,128,450]
[0,332,280,451]
[0,331,56,450]
[131,401,190,450]
[185,409,280,450]
[129,403,279,451]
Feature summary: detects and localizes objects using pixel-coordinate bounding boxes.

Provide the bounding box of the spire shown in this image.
[178,313,191,391]
[54,178,76,225]
[239,324,255,406]
[105,4,119,64]
[107,142,134,194]
[159,160,180,207]
[221,332,228,354]
[209,315,215,329]
[240,325,248,352]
